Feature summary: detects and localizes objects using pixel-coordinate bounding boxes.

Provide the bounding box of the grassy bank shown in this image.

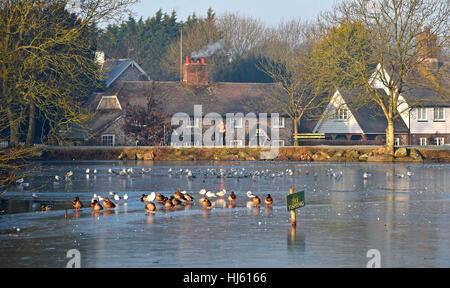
[37,146,450,163]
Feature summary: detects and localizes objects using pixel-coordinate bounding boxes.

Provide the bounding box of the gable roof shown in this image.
[102,59,149,88]
[314,88,409,134]
[339,88,409,134]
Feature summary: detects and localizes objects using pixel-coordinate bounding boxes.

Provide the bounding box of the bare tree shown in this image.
[330,0,449,154]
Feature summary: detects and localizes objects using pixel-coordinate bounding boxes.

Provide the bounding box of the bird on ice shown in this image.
[247,191,255,199]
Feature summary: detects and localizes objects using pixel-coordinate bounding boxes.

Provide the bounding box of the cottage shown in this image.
[82,57,293,147]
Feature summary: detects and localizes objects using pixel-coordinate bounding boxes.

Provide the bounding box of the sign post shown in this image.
[286,187,305,227]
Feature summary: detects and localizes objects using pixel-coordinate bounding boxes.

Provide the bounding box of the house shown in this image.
[312,88,409,145]
[95,52,150,89]
[81,56,293,147]
[313,27,449,146]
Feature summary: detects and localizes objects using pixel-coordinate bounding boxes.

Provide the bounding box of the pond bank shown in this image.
[37,146,450,163]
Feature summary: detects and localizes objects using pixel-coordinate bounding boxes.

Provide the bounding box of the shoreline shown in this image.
[36,146,450,163]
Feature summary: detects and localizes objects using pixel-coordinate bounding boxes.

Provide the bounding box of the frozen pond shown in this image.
[0,160,449,268]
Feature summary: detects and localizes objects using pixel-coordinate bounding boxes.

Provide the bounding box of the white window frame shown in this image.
[272,117,285,128]
[102,134,115,146]
[419,137,427,146]
[434,107,445,122]
[418,108,427,121]
[394,138,400,146]
[434,137,444,146]
[336,108,349,121]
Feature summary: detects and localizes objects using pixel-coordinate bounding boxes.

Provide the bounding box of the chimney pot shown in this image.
[201,57,206,64]
[186,56,189,64]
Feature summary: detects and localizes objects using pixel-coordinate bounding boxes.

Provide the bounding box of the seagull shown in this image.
[216,189,227,197]
[109,191,116,197]
[66,171,73,178]
[86,168,90,174]
[407,171,413,177]
[108,168,113,174]
[123,194,129,201]
[54,175,62,181]
[199,189,207,195]
[93,169,97,174]
[16,178,24,184]
[206,191,216,198]
[363,172,371,179]
[247,191,255,198]
[114,194,120,202]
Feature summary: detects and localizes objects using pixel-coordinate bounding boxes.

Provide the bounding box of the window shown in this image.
[419,137,427,146]
[434,107,445,121]
[435,137,444,146]
[336,108,349,121]
[102,135,115,146]
[272,117,285,128]
[418,108,427,121]
[394,138,400,146]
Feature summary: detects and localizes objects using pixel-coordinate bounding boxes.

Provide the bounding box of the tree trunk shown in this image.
[385,118,395,155]
[26,104,36,145]
[293,117,299,146]
[8,108,20,147]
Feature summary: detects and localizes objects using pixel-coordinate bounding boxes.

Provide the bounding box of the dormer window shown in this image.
[96,95,122,111]
[336,108,349,121]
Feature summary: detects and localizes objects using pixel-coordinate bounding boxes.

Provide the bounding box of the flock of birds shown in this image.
[32,165,414,213]
[45,188,274,214]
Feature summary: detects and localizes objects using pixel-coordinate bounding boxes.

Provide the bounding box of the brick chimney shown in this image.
[416,26,438,71]
[183,56,208,86]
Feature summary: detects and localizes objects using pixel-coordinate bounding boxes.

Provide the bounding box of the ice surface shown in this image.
[0,160,449,267]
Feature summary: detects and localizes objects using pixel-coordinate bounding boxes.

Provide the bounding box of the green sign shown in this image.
[286,191,305,212]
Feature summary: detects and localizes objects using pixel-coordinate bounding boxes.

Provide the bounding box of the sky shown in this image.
[130,0,339,27]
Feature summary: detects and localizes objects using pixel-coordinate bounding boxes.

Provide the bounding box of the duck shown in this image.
[202,197,212,208]
[72,197,83,210]
[40,204,51,211]
[91,199,103,211]
[103,197,116,209]
[145,202,156,213]
[183,193,194,202]
[265,194,273,206]
[114,194,121,202]
[155,193,165,202]
[253,195,261,207]
[228,191,236,201]
[162,198,174,208]
[171,196,182,206]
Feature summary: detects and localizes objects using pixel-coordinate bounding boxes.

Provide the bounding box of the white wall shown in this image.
[409,107,449,134]
[314,91,363,134]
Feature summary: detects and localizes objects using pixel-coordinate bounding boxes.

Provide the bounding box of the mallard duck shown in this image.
[253,195,261,206]
[174,190,182,197]
[145,202,156,212]
[156,193,165,202]
[228,191,236,201]
[40,204,51,211]
[202,197,212,208]
[265,194,273,206]
[162,199,174,208]
[170,196,182,206]
[183,193,194,202]
[103,197,116,209]
[72,197,83,210]
[91,199,103,211]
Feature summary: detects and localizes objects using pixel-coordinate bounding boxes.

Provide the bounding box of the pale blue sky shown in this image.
[131,0,339,26]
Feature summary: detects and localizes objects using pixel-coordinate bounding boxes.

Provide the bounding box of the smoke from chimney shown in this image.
[191,40,226,58]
